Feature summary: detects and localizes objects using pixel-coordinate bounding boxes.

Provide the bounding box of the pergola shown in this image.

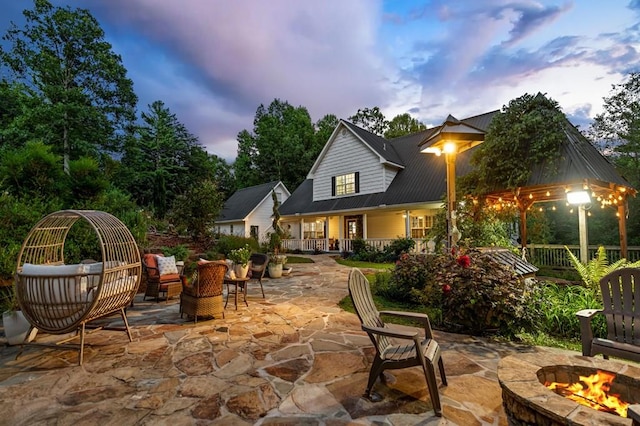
[479,120,636,257]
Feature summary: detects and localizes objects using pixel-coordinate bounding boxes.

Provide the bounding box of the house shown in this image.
[216,180,290,242]
[278,107,634,253]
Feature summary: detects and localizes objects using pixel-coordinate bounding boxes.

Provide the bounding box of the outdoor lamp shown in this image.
[566,190,591,205]
[566,190,591,263]
[420,115,485,249]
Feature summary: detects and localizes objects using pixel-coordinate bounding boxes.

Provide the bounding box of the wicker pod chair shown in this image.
[180,261,227,323]
[14,210,141,364]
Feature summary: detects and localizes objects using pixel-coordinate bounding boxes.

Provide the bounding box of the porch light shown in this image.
[419,114,485,249]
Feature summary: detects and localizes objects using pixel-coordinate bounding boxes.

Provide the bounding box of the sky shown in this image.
[1,0,639,162]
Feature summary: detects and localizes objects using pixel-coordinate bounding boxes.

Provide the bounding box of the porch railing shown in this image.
[282,238,640,269]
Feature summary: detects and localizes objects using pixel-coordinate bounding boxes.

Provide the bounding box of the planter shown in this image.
[234,263,250,279]
[268,263,283,278]
[3,310,36,345]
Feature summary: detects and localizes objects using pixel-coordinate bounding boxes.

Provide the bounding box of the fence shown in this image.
[527,244,640,268]
[282,238,640,269]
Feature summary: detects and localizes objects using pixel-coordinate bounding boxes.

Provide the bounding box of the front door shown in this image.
[345,215,363,239]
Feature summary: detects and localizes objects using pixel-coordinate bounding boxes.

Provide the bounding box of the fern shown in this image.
[565,246,637,294]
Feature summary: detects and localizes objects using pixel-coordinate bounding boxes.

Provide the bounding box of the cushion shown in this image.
[22,263,84,276]
[20,263,87,304]
[156,255,178,275]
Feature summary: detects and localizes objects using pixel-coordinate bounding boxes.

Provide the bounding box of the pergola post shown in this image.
[619,200,628,259]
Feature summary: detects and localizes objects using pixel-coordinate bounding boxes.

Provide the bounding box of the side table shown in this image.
[224,277,249,310]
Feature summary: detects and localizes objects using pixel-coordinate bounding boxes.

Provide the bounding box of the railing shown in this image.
[527,244,640,268]
[282,238,640,269]
[282,238,429,254]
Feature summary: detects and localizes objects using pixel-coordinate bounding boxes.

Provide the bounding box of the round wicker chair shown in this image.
[14,210,141,364]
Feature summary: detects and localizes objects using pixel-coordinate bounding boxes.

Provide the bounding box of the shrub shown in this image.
[388,253,440,304]
[435,248,539,336]
[162,244,190,262]
[215,235,260,258]
[350,238,385,262]
[383,237,415,261]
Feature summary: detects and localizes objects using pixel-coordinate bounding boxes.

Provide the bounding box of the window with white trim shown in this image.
[410,215,434,238]
[332,172,359,196]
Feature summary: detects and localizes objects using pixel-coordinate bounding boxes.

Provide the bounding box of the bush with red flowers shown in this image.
[389,248,539,336]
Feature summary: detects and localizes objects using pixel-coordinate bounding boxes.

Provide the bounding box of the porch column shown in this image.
[362,214,368,239]
[405,210,410,237]
[325,215,330,251]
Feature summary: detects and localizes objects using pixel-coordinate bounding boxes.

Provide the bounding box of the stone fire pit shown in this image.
[498,352,640,426]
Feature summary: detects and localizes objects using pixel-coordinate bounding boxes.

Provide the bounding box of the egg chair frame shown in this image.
[14,210,142,364]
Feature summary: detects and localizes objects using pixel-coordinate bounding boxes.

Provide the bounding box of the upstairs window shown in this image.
[332,172,359,196]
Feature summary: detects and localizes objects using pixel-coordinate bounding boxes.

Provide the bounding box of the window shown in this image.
[410,215,434,238]
[303,221,325,239]
[250,226,259,240]
[332,172,359,196]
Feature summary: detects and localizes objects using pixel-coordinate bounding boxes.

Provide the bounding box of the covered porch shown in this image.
[281,204,440,253]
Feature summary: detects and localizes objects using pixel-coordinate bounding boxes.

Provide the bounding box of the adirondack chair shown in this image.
[577,267,640,363]
[347,268,447,416]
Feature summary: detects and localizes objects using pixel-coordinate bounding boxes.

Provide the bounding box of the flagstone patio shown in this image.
[0,254,574,425]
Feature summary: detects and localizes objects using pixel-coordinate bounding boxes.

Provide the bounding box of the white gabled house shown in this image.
[216,180,290,242]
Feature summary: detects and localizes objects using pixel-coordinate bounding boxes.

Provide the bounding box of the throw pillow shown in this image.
[156,255,179,275]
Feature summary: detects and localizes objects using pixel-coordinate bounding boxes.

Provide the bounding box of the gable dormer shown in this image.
[309,121,404,202]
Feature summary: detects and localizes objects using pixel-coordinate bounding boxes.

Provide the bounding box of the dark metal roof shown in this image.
[217,180,282,222]
[342,120,404,167]
[279,110,634,217]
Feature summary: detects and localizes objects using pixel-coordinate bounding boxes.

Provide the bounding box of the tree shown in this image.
[384,113,426,138]
[234,99,316,191]
[589,72,640,244]
[120,100,203,218]
[170,179,224,242]
[461,93,566,195]
[348,106,388,136]
[589,72,640,186]
[0,0,137,173]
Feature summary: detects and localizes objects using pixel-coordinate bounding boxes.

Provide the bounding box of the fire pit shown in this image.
[498,352,640,426]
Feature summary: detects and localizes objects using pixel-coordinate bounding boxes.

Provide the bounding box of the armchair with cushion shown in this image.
[142,253,183,303]
[248,253,269,298]
[180,260,227,323]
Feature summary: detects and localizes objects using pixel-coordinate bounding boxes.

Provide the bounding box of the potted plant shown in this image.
[2,285,36,345]
[228,244,252,279]
[268,253,287,278]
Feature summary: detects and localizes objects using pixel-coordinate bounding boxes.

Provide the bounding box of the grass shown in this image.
[285,255,314,264]
[335,258,394,270]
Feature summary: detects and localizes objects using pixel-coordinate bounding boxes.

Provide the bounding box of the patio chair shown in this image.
[577,267,640,363]
[248,253,269,298]
[347,268,447,416]
[142,253,183,303]
[180,261,227,323]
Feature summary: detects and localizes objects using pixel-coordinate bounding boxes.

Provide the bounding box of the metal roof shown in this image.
[279,110,635,217]
[217,180,284,222]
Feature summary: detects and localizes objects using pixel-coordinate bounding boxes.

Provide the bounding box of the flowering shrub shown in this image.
[435,248,538,335]
[389,249,539,336]
[228,244,251,266]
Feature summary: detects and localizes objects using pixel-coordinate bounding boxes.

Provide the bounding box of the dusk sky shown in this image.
[1,1,639,162]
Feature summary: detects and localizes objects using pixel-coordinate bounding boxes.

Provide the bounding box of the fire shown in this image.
[545,370,629,417]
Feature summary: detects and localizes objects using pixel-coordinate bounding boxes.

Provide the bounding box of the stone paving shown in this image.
[0,255,569,425]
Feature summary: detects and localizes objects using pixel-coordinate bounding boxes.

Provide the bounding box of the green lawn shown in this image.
[285,255,314,264]
[335,258,394,270]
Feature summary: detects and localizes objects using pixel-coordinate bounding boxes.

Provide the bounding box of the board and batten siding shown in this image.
[313,131,385,202]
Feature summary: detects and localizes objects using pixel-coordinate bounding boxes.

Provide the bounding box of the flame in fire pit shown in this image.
[545,370,629,417]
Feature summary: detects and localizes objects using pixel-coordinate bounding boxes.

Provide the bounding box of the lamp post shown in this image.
[420,115,484,250]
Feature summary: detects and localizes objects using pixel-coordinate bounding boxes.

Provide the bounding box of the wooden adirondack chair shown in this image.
[347,268,447,416]
[577,267,640,363]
